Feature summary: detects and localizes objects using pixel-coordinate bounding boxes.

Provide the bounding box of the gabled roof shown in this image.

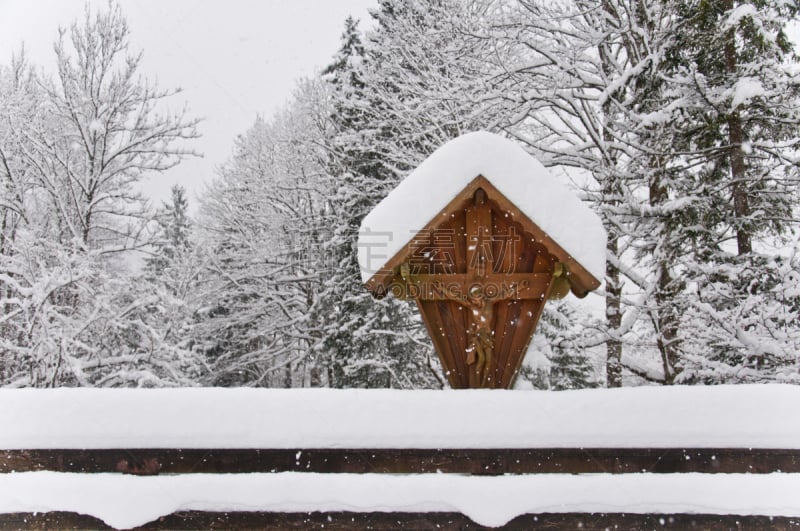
[357,131,606,295]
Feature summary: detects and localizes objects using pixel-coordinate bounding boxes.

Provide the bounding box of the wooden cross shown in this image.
[397,188,568,387]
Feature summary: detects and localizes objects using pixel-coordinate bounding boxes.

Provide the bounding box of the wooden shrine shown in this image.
[360,133,604,389]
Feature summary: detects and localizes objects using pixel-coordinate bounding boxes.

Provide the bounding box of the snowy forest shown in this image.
[1,0,798,389]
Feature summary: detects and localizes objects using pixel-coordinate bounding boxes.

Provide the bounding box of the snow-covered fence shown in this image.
[2,386,800,529]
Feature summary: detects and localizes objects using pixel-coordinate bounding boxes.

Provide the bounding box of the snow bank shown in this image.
[357,132,607,283]
[2,471,799,529]
[1,384,798,450]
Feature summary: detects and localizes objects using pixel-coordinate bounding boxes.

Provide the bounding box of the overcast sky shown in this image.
[0,0,377,210]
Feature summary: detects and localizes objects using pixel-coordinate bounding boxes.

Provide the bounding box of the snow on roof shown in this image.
[357,131,607,283]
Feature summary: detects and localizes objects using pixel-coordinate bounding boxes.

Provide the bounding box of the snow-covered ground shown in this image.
[2,385,799,529]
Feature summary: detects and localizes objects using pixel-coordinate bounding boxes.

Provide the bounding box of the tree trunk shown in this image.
[309,364,322,387]
[649,172,681,384]
[599,26,623,388]
[654,263,680,384]
[283,363,292,388]
[723,0,752,256]
[605,235,622,387]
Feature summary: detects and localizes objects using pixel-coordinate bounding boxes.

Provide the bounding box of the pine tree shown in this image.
[654,0,799,256]
[518,300,602,390]
[146,184,192,280]
[632,0,800,382]
[312,13,438,388]
[192,80,341,387]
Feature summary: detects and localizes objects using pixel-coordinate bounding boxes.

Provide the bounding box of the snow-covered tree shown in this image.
[309,0,622,388]
[310,11,428,388]
[667,0,799,256]
[618,0,800,382]
[486,0,658,385]
[518,300,602,390]
[0,2,202,387]
[0,50,44,260]
[29,3,199,250]
[146,184,192,279]
[680,248,800,383]
[192,79,339,386]
[478,0,800,386]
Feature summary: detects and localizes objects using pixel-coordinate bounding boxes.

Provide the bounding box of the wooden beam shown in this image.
[3,448,798,475]
[2,511,798,530]
[402,273,553,302]
[465,188,493,278]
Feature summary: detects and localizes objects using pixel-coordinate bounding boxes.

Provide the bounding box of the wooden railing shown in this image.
[2,386,800,529]
[2,510,798,530]
[4,447,800,475]
[2,446,800,529]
